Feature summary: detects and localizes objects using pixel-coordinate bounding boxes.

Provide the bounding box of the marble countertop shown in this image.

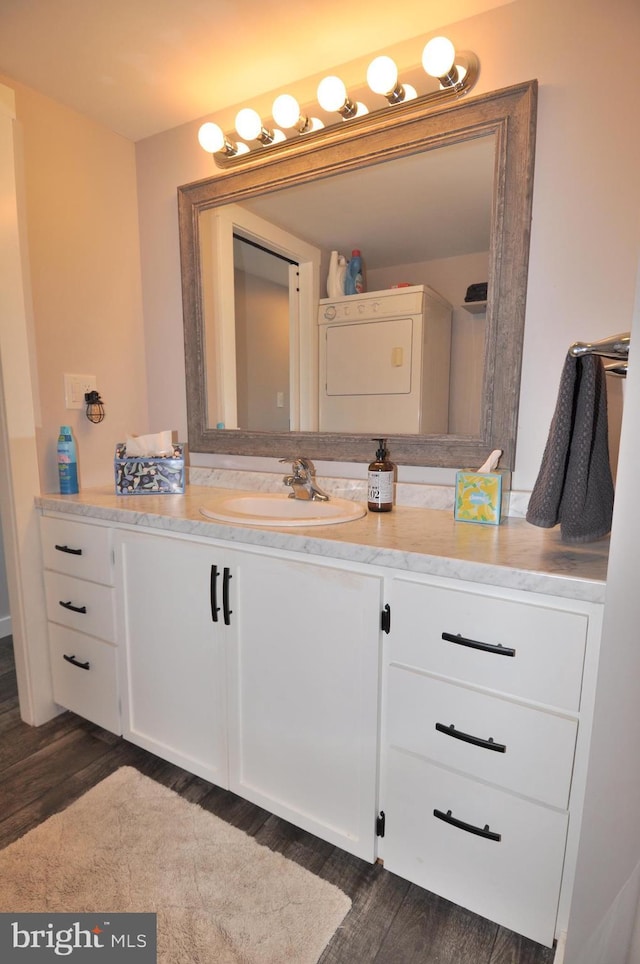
[35,485,609,604]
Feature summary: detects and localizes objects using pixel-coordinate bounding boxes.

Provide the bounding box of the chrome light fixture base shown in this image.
[203,43,479,169]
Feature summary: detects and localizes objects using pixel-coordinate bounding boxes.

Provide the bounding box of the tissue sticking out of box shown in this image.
[477,449,502,473]
[124,431,174,458]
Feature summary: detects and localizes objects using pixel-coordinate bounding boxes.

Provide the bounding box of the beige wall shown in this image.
[135,0,640,492]
[2,74,148,492]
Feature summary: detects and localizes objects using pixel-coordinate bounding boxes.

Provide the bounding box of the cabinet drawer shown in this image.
[40,516,113,585]
[44,571,116,642]
[386,666,577,808]
[390,579,587,709]
[383,748,567,947]
[48,624,120,734]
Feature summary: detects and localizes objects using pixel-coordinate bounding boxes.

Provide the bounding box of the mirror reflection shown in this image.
[199,135,495,437]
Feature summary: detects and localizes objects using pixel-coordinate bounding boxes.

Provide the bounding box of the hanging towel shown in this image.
[526,353,614,544]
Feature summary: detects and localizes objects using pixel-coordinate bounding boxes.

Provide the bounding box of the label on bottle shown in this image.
[368,470,394,505]
[58,458,79,494]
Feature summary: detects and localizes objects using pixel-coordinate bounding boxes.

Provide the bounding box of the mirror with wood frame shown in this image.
[178,80,537,468]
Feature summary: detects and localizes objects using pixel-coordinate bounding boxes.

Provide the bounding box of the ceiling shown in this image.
[0,0,512,141]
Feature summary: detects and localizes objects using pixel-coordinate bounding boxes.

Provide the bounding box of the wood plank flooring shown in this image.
[0,637,555,963]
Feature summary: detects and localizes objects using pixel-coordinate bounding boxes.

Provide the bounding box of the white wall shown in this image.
[0,84,54,724]
[135,0,640,493]
[0,74,150,721]
[563,256,640,964]
[1,73,149,492]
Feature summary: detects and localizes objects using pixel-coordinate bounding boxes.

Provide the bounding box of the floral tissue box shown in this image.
[454,470,510,526]
[114,443,185,495]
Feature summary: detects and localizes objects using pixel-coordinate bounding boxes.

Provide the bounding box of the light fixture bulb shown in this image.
[422,36,456,78]
[317,75,347,112]
[235,107,263,141]
[198,122,226,153]
[367,56,398,96]
[272,94,301,129]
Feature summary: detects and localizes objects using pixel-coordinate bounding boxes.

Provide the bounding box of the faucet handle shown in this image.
[279,456,313,477]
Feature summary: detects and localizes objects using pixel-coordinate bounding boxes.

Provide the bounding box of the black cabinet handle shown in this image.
[59,600,87,614]
[442,631,515,658]
[435,722,506,753]
[434,808,501,842]
[63,653,90,670]
[54,543,83,555]
[223,567,232,626]
[210,565,220,622]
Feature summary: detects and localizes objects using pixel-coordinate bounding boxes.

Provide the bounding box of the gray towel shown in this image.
[526,353,614,544]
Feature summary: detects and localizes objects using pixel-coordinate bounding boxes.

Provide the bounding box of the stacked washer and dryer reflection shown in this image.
[318,285,452,435]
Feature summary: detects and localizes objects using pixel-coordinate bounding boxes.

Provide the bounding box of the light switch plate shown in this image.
[64,373,97,409]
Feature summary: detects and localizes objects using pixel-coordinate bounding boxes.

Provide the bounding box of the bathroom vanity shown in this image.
[36,485,608,951]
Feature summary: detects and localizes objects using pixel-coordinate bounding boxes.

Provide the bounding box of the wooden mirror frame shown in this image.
[178,80,537,468]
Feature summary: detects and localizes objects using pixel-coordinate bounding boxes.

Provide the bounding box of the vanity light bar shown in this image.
[198,37,479,169]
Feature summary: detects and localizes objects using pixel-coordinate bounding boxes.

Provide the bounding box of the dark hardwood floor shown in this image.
[0,636,555,963]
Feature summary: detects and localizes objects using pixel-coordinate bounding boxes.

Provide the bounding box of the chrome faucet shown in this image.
[280,457,330,502]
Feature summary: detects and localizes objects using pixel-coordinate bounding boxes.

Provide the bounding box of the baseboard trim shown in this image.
[553,931,566,964]
[0,614,12,639]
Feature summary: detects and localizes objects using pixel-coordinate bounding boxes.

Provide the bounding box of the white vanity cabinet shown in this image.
[36,493,609,952]
[380,574,601,948]
[114,527,383,861]
[39,515,120,734]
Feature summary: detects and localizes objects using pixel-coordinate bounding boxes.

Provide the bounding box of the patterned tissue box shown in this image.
[454,470,510,526]
[114,443,185,495]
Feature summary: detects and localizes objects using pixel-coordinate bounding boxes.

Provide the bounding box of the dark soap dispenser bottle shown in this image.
[368,438,395,512]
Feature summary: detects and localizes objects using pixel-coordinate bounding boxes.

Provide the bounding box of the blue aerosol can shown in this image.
[57,425,79,494]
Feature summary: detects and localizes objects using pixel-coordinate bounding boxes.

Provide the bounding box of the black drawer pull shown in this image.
[435,722,507,753]
[442,631,515,658]
[63,654,90,671]
[54,543,83,555]
[59,600,87,614]
[434,808,501,842]
[210,565,220,622]
[223,567,233,626]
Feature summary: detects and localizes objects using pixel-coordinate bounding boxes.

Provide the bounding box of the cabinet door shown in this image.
[227,550,382,861]
[116,531,228,787]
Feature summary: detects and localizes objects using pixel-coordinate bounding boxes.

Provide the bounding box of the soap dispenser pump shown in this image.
[368,438,395,512]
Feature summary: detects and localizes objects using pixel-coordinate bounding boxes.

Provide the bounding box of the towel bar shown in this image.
[604,360,628,378]
[569,331,630,361]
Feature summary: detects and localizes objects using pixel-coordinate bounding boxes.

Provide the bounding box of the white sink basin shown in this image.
[200,493,366,527]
